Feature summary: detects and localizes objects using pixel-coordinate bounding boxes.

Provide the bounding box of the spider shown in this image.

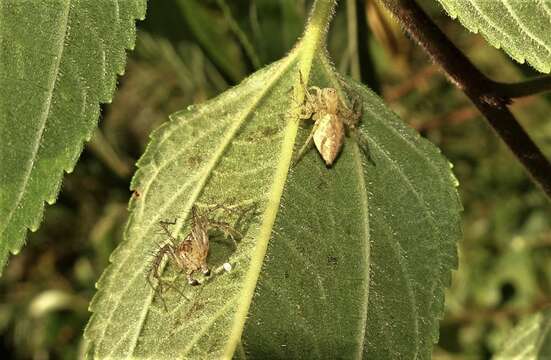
[294,72,362,166]
[146,205,241,309]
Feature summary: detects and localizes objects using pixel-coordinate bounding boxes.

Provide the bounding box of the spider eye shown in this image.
[203,268,211,276]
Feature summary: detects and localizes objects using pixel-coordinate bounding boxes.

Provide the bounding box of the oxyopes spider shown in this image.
[294,72,363,166]
[146,205,242,310]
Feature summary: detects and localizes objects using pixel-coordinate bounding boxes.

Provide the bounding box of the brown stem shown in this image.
[380,0,551,200]
[442,297,551,325]
[492,76,551,99]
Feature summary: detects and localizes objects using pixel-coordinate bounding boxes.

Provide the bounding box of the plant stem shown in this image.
[380,0,551,200]
[493,75,551,99]
[304,0,337,45]
[297,0,337,99]
[300,0,337,77]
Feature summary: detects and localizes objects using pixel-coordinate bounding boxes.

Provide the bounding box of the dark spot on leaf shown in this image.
[327,255,338,266]
[187,155,203,167]
[244,126,279,142]
[184,299,207,320]
[261,126,278,137]
[317,178,327,190]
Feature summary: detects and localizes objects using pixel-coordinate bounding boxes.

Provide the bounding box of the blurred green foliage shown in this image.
[0,1,549,359]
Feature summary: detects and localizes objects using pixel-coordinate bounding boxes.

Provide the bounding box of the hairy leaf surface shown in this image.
[437,0,551,73]
[494,309,551,360]
[84,50,301,359]
[242,57,462,359]
[0,0,146,273]
[84,23,460,360]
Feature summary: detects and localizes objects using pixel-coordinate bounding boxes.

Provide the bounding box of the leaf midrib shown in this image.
[1,0,71,236]
[221,55,314,357]
[319,56,370,359]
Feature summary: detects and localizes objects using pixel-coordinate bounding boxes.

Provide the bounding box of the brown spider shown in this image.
[146,205,241,309]
[294,73,362,166]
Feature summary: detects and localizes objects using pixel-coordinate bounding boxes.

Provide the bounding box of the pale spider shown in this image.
[146,205,241,309]
[294,73,362,166]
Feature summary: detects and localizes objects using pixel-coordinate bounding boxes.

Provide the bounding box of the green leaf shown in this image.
[177,0,247,82]
[241,60,461,360]
[436,0,551,73]
[0,1,146,273]
[494,309,551,359]
[83,2,461,358]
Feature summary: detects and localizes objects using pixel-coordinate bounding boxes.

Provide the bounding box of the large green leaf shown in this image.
[0,1,146,273]
[83,2,461,358]
[242,57,461,359]
[494,309,551,359]
[436,0,551,73]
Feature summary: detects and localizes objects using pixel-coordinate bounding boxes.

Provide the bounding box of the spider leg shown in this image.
[292,119,322,167]
[351,129,375,165]
[208,220,241,249]
[159,218,177,226]
[299,102,315,120]
[209,220,241,239]
[228,202,258,238]
[147,262,170,312]
[153,275,191,312]
[308,86,323,104]
[146,244,171,283]
[341,97,362,129]
[201,264,211,277]
[298,71,321,108]
[158,221,180,246]
[155,281,170,312]
[199,203,241,216]
[353,98,362,123]
[186,270,200,286]
[160,276,191,302]
[146,243,192,311]
[196,203,253,235]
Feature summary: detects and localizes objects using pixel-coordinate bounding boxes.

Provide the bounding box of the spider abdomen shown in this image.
[313,113,345,165]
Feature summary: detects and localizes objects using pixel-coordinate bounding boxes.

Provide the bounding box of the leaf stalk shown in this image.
[299,0,337,80]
